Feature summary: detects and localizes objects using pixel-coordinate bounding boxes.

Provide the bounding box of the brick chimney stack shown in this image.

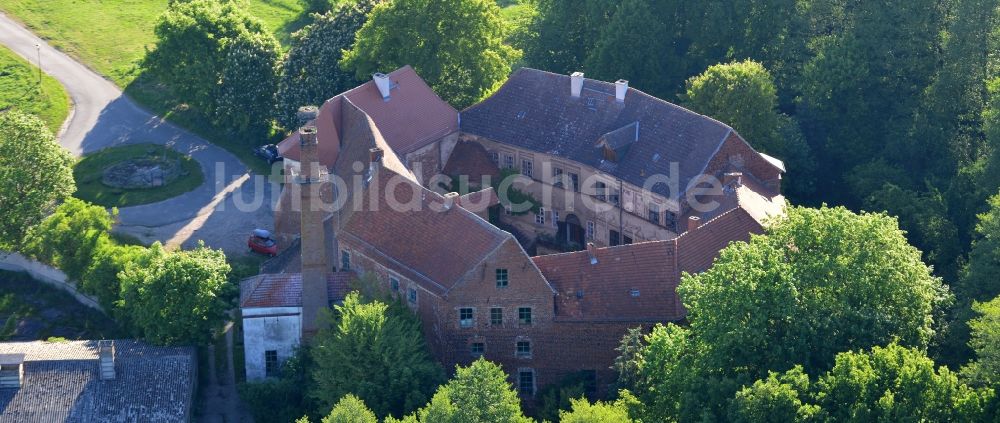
[687,215,701,233]
[298,125,329,339]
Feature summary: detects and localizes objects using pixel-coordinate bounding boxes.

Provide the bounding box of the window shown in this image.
[471,342,485,357]
[552,167,564,187]
[264,350,279,378]
[665,211,678,231]
[518,307,532,325]
[595,181,607,201]
[535,207,545,225]
[623,234,633,245]
[390,277,399,292]
[569,173,580,192]
[340,250,351,271]
[609,190,620,206]
[490,151,499,165]
[490,307,503,325]
[586,221,595,240]
[504,154,514,169]
[552,210,559,227]
[496,268,509,288]
[521,159,533,178]
[648,204,660,224]
[610,230,620,247]
[408,287,417,304]
[519,370,535,395]
[459,308,474,328]
[516,340,532,357]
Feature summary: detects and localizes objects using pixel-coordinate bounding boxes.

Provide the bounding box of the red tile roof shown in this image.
[533,241,683,322]
[278,65,459,166]
[240,272,354,308]
[342,167,510,296]
[533,195,772,322]
[441,140,501,184]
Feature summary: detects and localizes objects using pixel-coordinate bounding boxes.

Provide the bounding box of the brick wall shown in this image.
[704,133,782,192]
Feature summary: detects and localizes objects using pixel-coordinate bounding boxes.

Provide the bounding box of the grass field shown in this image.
[0,0,306,87]
[73,143,205,207]
[0,44,70,132]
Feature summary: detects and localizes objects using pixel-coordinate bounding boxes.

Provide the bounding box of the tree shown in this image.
[629,206,950,421]
[964,296,1000,387]
[81,243,155,312]
[214,31,281,138]
[814,344,993,422]
[413,358,531,423]
[341,0,519,109]
[117,242,230,345]
[729,344,994,422]
[22,198,115,282]
[962,191,1000,303]
[558,397,635,423]
[310,292,443,419]
[728,366,821,423]
[0,110,74,250]
[276,0,382,129]
[583,0,673,98]
[685,61,780,153]
[320,394,378,423]
[145,0,279,135]
[611,327,645,393]
[797,0,943,204]
[684,61,815,199]
[522,0,615,75]
[240,348,320,423]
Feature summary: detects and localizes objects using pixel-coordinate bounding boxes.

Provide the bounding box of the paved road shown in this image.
[0,12,273,254]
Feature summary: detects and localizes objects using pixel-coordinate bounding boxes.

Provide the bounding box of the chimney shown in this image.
[615,79,628,103]
[296,105,319,125]
[98,340,115,380]
[571,72,584,98]
[298,125,330,339]
[373,73,392,100]
[0,354,24,389]
[586,242,598,265]
[724,172,743,188]
[687,216,701,233]
[442,192,460,211]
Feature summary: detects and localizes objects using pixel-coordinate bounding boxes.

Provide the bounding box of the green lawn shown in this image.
[0,44,69,132]
[73,143,205,207]
[0,0,306,87]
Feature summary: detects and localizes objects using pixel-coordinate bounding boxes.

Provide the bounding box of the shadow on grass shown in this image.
[122,73,279,176]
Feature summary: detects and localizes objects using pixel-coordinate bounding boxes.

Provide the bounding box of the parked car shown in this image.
[253,144,283,165]
[248,229,278,257]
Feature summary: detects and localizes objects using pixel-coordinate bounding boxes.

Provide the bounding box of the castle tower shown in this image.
[297,124,330,339]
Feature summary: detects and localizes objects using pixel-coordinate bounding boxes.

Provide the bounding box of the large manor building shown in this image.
[240,66,786,398]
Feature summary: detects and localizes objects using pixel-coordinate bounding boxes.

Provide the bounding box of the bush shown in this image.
[22,198,115,282]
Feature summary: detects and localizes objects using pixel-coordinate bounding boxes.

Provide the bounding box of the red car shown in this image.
[248,229,278,257]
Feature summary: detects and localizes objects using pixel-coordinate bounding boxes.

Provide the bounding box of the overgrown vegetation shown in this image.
[0,110,75,251]
[0,270,123,341]
[18,198,232,346]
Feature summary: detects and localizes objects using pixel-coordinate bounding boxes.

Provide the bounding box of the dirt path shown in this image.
[198,319,253,422]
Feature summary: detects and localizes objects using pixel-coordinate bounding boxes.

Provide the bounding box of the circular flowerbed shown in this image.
[73,144,204,207]
[101,156,183,189]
